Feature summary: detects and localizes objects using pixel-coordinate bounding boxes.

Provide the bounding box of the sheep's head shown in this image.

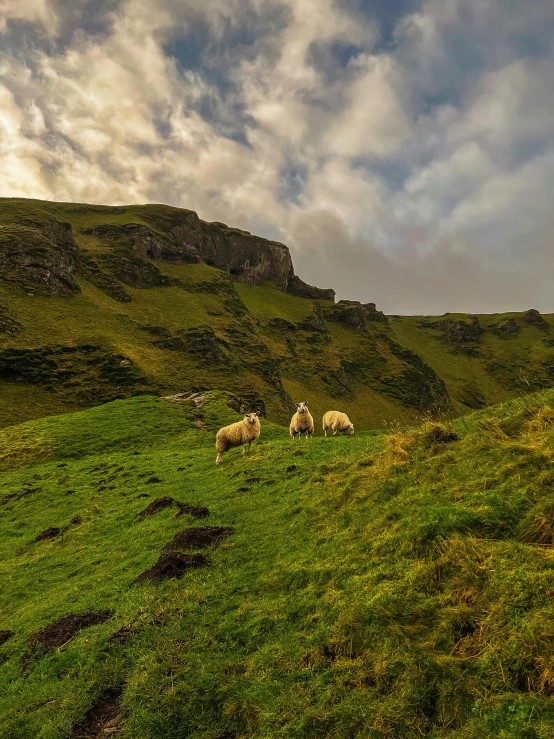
[244,412,260,424]
[347,424,355,435]
[295,402,308,414]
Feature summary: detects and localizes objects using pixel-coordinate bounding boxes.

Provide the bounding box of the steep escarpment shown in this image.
[0,199,334,301]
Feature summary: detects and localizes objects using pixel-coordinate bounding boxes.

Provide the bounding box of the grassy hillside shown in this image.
[2,197,554,431]
[2,391,554,737]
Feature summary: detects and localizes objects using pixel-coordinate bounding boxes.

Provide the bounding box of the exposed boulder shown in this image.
[523,309,548,329]
[324,302,387,330]
[492,318,520,339]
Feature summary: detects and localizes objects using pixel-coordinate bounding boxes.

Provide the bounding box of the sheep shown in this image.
[290,402,314,440]
[322,411,354,436]
[215,412,260,465]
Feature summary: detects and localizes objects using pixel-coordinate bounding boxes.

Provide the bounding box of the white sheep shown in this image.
[322,411,354,436]
[215,412,261,465]
[290,402,314,440]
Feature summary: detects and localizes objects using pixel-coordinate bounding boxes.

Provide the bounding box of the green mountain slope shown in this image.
[2,391,554,737]
[1,197,554,431]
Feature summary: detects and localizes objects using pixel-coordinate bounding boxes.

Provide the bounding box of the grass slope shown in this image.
[2,391,554,737]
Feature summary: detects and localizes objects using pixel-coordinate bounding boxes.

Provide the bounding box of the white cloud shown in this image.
[0,0,553,312]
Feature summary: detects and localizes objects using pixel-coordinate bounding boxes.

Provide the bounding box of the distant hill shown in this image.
[1,197,554,428]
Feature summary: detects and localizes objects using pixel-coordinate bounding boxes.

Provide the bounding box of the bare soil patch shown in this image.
[176,503,210,519]
[138,496,174,517]
[70,686,123,739]
[28,611,113,656]
[36,527,63,541]
[0,630,13,646]
[163,527,234,552]
[137,552,209,581]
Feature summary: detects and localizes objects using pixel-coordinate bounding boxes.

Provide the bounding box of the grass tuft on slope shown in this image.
[1,391,554,737]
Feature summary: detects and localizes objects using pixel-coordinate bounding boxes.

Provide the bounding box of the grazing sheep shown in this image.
[323,411,354,436]
[216,412,261,465]
[290,402,314,440]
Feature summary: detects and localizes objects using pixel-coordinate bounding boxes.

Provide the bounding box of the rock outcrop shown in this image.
[83,209,335,301]
[324,301,387,329]
[0,220,80,296]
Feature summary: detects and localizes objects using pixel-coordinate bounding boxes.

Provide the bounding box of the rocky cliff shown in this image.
[0,199,334,302]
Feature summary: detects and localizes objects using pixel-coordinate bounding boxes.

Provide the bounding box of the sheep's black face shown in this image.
[244,412,259,424]
[296,402,308,414]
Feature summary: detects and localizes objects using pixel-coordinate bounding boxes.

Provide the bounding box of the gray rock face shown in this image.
[86,210,335,300]
[1,204,337,302]
[0,220,80,296]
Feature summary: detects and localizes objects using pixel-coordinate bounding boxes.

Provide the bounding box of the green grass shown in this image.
[2,391,554,737]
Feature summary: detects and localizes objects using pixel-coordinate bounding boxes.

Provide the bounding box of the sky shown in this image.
[1,0,553,314]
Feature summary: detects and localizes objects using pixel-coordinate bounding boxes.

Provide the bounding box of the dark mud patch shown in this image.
[286,465,297,473]
[70,685,123,739]
[138,552,209,581]
[109,625,135,645]
[146,476,162,484]
[36,527,63,542]
[136,493,149,499]
[245,476,261,484]
[139,496,174,517]
[0,630,13,646]
[163,526,234,552]
[28,611,113,656]
[237,487,250,493]
[175,502,210,519]
[70,515,83,525]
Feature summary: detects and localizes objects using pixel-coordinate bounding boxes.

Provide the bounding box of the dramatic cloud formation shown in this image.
[1,0,553,313]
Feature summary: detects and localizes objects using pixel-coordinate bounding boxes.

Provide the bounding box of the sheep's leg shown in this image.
[216,453,222,465]
[242,444,247,454]
[324,428,327,437]
[248,440,252,452]
[333,429,338,436]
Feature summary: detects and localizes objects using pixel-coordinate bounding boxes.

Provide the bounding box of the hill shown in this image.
[2,198,554,430]
[2,390,554,737]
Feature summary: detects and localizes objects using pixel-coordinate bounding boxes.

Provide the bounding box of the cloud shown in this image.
[0,0,553,313]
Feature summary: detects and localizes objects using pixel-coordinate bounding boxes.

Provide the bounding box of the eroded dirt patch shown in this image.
[163,526,234,552]
[139,496,174,517]
[28,611,113,656]
[109,625,135,646]
[137,552,209,581]
[71,686,123,739]
[175,502,210,519]
[0,630,13,646]
[36,527,63,541]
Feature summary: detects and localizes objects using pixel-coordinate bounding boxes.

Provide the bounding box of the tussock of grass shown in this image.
[2,391,554,737]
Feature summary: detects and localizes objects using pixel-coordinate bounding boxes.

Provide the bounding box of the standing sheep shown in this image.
[215,412,261,465]
[290,402,314,440]
[322,411,354,436]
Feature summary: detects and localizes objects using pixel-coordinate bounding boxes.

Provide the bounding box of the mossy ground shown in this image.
[2,391,554,738]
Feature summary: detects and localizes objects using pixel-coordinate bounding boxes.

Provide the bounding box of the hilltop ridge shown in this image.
[1,198,554,430]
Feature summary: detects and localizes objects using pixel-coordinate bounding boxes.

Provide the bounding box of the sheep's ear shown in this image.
[304,402,308,407]
[295,403,300,408]
[244,413,250,418]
